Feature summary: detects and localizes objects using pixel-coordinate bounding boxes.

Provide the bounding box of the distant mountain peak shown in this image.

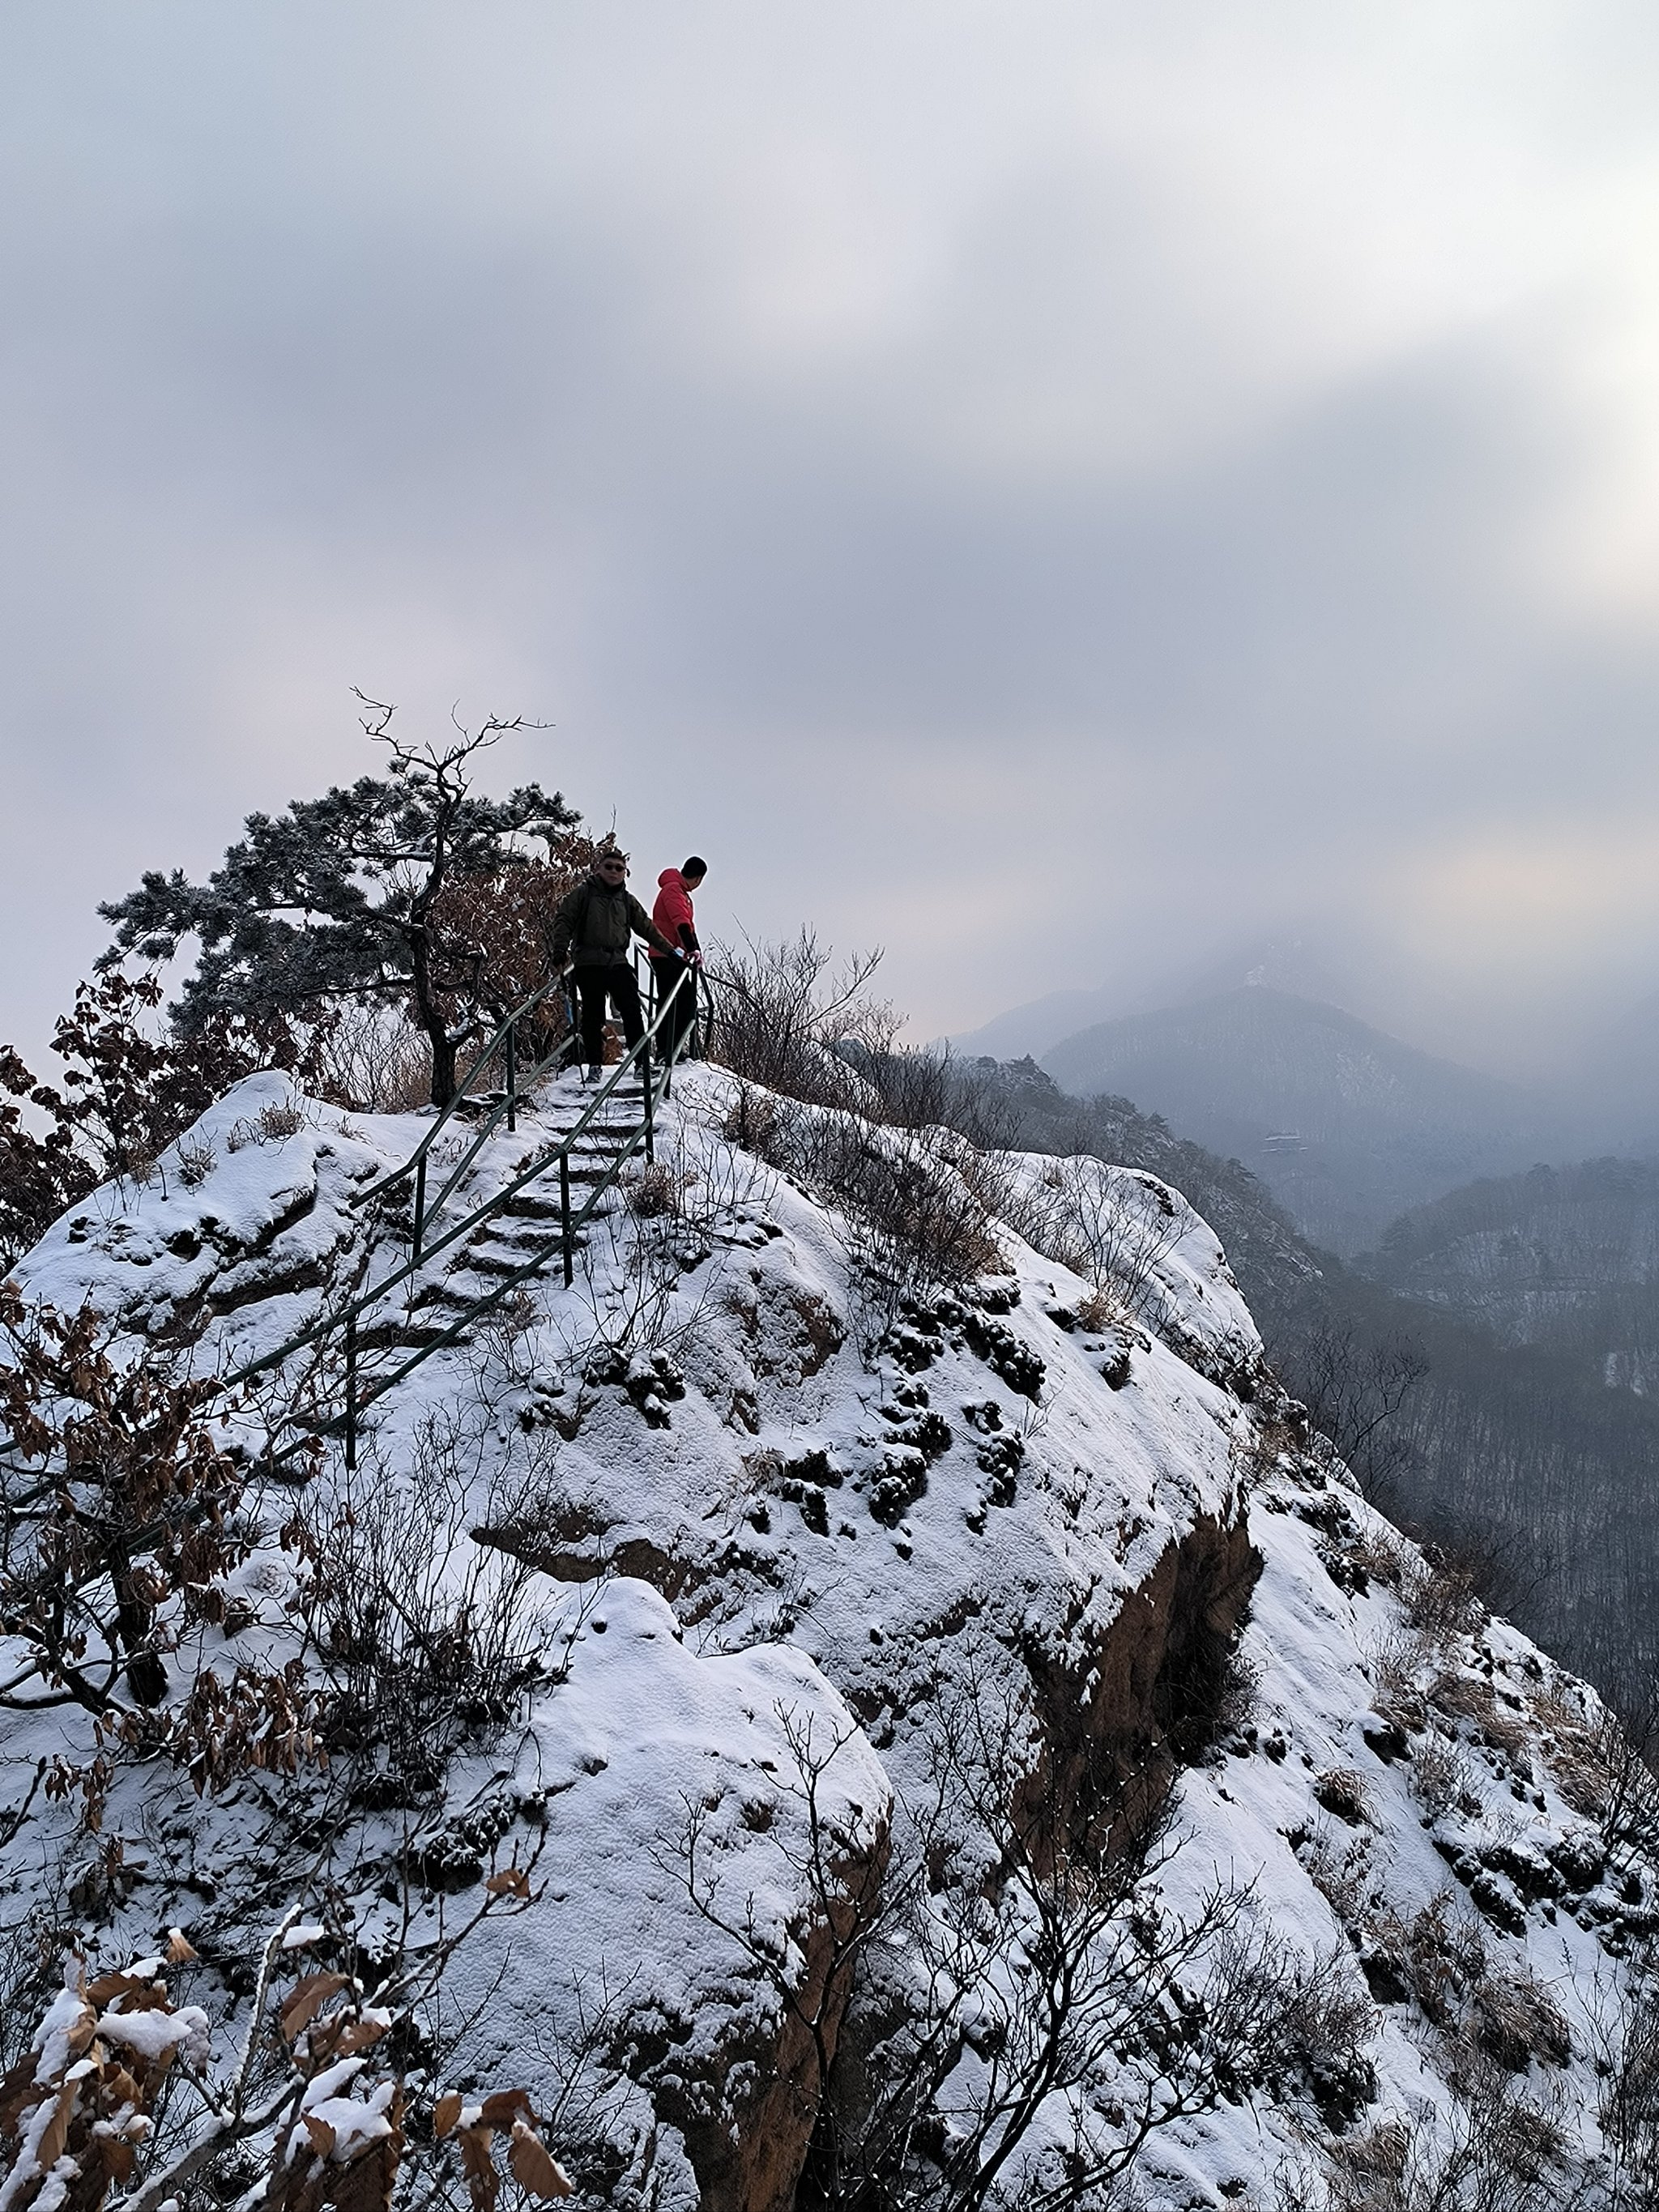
[1038,985,1560,1253]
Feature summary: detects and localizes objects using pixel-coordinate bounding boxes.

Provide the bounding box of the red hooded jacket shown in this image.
[652,869,699,954]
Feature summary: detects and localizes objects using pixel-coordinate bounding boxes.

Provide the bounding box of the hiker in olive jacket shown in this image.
[550,848,677,1079]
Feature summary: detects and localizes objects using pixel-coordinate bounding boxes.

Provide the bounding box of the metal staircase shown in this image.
[222,957,703,1468]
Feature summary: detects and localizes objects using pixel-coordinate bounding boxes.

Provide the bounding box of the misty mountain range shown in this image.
[1039,985,1560,1252]
[954,942,1659,1251]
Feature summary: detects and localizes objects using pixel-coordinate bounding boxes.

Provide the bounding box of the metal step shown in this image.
[490,1193,565,1222]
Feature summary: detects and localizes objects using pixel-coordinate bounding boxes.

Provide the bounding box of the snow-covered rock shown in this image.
[0,1063,1652,2210]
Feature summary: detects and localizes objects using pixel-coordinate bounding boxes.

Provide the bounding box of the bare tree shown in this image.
[674,1659,1351,2212]
[1284,1318,1428,1503]
[707,931,889,1110]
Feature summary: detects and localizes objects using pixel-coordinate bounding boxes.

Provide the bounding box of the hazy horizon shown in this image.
[9,6,1659,1099]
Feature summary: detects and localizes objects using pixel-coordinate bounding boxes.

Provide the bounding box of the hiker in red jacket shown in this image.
[650,856,706,1060]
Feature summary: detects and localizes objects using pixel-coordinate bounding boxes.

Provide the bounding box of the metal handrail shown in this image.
[250,963,704,1471]
[326,1051,679,1430]
[352,965,573,1214]
[221,957,702,1407]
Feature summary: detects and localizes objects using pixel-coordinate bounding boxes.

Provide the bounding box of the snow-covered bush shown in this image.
[0,1888,570,2212]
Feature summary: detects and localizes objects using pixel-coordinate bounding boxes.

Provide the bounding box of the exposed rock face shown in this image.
[1022,1511,1265,1860]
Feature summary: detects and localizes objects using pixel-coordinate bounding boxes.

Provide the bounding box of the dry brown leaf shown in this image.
[166,1929,199,1964]
[457,2125,500,2212]
[508,2121,573,2200]
[484,1868,530,1899]
[331,2018,389,2058]
[303,2116,339,2160]
[279,1971,352,2045]
[433,2092,463,2141]
[85,1971,143,2007]
[36,2080,75,2172]
[478,2090,535,2129]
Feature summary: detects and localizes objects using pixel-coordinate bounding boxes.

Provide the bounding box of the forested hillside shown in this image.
[1363,1158,1659,1386]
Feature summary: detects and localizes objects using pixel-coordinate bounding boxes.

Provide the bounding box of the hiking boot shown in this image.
[584,1064,603,1085]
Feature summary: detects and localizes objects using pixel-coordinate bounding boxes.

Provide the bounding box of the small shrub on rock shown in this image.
[1472,1966,1573,2071]
[1314,1768,1373,1826]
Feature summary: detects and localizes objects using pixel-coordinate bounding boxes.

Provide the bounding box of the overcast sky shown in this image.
[6,2,1659,1078]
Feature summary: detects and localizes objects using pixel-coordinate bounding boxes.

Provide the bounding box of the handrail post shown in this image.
[561,1151,574,1287]
[642,1037,655,1164]
[412,1154,427,1265]
[505,1018,517,1134]
[344,1310,358,1473]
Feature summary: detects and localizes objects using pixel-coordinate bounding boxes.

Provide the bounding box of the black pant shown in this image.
[574,963,643,1067]
[650,957,698,1061]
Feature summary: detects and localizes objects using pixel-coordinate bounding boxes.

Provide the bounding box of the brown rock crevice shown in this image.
[1020,1507,1263,1857]
[644,1814,892,2212]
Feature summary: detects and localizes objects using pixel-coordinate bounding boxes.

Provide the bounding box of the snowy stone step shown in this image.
[446,1246,564,1281]
[352,1318,474,1352]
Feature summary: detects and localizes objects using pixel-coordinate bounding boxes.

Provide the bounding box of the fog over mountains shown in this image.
[1039,985,1561,1254]
[953,931,1659,1252]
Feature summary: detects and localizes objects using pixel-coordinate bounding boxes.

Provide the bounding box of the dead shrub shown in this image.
[1308,2062,1572,2212]
[1368,1634,1429,1738]
[722,1082,791,1162]
[1601,1946,1659,2178]
[1074,1285,1121,1332]
[706,930,886,1110]
[174,1135,216,1187]
[1410,1729,1476,1822]
[289,1411,552,1801]
[226,1094,307,1152]
[1299,1820,1374,1927]
[1472,1965,1573,2071]
[1429,1669,1531,1757]
[1328,2118,1411,2199]
[1397,1892,1487,2027]
[625,1161,695,1219]
[753,1109,1003,1328]
[1274,1943,1380,2125]
[1346,1527,1409,1589]
[257,1097,305,1138]
[1313,1767,1373,1825]
[309,999,434,1111]
[1013,1156,1187,1324]
[1404,1551,1486,1642]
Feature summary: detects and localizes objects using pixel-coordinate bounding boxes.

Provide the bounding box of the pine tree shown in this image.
[99,698,578,1106]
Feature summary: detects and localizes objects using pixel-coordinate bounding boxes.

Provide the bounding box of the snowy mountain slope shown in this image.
[2,1065,1654,2210]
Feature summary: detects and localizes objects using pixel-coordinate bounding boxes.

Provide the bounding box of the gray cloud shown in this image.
[4,1,1659,1085]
